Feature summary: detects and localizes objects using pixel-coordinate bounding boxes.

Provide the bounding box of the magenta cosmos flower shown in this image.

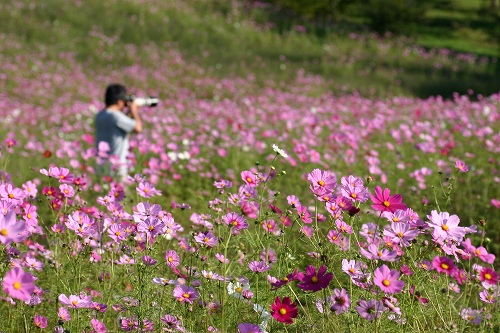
[297,265,333,292]
[373,264,405,294]
[2,268,35,301]
[432,256,458,276]
[370,186,407,213]
[479,267,499,287]
[270,296,298,324]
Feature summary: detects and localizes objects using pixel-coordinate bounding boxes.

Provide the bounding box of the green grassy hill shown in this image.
[0,0,498,98]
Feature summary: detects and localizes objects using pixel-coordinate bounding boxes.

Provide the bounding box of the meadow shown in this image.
[1,0,500,332]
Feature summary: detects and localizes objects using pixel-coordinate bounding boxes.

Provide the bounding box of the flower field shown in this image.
[1,5,500,332]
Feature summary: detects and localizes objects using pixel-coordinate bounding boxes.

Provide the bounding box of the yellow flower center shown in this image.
[441,263,449,270]
[168,257,173,262]
[351,193,357,199]
[311,276,318,283]
[182,293,190,299]
[442,225,449,231]
[485,273,492,280]
[0,229,8,236]
[8,193,14,199]
[236,287,242,293]
[382,279,391,286]
[383,201,390,207]
[246,177,253,183]
[318,180,325,187]
[279,308,287,315]
[13,281,21,290]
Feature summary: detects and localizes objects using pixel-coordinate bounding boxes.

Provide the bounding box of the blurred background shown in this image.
[0,0,498,99]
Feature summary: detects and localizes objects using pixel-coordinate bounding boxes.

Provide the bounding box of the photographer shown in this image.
[95,83,143,182]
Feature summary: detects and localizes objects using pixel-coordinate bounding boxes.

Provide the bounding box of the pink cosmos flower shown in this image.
[194,231,218,247]
[58,307,71,321]
[223,212,248,232]
[336,219,353,234]
[286,195,301,208]
[297,265,333,292]
[0,210,26,245]
[370,186,407,213]
[432,256,458,276]
[136,182,162,198]
[360,244,399,262]
[137,217,164,239]
[91,318,107,333]
[241,170,259,187]
[356,298,385,321]
[491,199,500,209]
[248,261,271,273]
[330,288,351,314]
[0,183,24,205]
[455,160,468,172]
[2,268,35,301]
[59,184,75,198]
[373,264,405,294]
[165,250,180,268]
[479,267,499,287]
[58,294,92,308]
[307,169,336,196]
[383,222,419,247]
[173,285,199,304]
[296,205,313,224]
[427,210,466,243]
[461,238,495,264]
[34,315,48,329]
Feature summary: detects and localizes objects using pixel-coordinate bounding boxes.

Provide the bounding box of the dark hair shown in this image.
[105,84,127,107]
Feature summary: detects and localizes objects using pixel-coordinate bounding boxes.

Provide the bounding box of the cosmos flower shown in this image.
[330,288,351,314]
[165,250,180,268]
[356,298,386,321]
[373,264,405,294]
[297,265,333,292]
[270,296,298,324]
[2,268,35,301]
[33,315,48,329]
[370,186,407,213]
[427,210,466,243]
[0,210,26,245]
[173,285,198,304]
[432,256,458,276]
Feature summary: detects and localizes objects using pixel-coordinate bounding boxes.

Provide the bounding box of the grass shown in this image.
[0,0,498,99]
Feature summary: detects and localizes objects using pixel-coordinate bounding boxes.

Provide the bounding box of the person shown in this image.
[95,83,142,181]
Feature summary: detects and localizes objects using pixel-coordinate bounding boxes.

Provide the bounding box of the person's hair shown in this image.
[105,84,127,107]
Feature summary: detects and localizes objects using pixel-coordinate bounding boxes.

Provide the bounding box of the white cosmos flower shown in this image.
[272,144,288,158]
[227,281,250,299]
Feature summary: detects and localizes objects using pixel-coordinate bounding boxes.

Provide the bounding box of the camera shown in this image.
[125,95,159,107]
